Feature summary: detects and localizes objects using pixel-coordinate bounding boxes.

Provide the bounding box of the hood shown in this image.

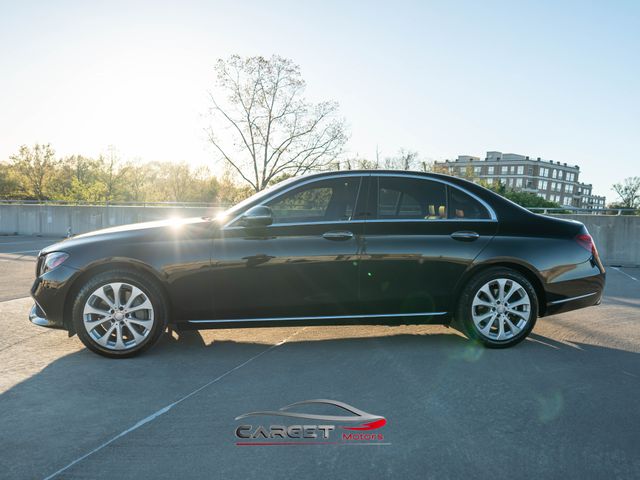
[40,217,214,255]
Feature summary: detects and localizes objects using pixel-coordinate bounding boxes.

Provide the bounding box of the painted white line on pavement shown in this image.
[611,267,639,282]
[42,328,306,480]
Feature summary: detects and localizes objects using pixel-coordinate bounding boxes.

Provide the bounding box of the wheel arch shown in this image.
[450,260,547,322]
[63,258,171,335]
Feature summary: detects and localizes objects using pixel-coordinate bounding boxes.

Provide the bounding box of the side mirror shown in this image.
[241,205,273,227]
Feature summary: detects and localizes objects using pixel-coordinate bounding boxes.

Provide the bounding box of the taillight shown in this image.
[575,233,599,260]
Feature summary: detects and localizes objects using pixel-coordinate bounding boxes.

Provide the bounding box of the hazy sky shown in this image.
[1,0,638,199]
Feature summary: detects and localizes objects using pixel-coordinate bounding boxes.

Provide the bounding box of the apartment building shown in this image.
[434,151,606,209]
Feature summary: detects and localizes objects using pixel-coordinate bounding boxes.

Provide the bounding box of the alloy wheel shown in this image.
[83,282,155,350]
[471,278,531,341]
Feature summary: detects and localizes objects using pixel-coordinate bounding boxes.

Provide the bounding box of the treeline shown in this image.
[0,144,252,204]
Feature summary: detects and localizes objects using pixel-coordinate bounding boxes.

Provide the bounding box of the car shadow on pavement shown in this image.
[1,328,639,479]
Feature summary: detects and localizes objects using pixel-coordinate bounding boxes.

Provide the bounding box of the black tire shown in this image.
[455,267,538,348]
[72,270,168,358]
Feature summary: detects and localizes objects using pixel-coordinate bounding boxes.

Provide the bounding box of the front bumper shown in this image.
[29,303,65,329]
[30,264,80,331]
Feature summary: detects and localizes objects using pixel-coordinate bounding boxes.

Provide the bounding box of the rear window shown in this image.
[448,188,491,219]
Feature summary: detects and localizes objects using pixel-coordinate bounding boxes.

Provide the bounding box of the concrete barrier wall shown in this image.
[0,204,225,237]
[1,206,638,266]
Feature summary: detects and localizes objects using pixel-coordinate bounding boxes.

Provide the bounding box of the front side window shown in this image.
[375,177,447,220]
[267,177,360,224]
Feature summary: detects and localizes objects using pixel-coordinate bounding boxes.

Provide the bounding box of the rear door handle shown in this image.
[451,231,480,241]
[322,230,354,241]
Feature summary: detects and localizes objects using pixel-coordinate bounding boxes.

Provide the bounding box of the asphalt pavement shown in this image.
[0,236,638,479]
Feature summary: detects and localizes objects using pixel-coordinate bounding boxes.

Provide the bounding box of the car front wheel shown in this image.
[72,270,167,358]
[456,267,538,348]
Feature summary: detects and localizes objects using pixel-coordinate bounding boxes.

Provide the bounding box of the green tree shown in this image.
[9,143,57,200]
[482,181,561,209]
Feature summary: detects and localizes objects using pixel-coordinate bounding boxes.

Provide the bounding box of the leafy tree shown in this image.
[9,143,57,200]
[0,162,21,199]
[482,181,561,209]
[612,177,640,208]
[207,55,348,192]
[54,155,105,202]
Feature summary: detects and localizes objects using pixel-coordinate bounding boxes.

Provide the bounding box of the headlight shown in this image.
[41,252,69,274]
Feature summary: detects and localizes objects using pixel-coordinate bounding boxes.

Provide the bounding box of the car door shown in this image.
[210,175,366,320]
[359,174,498,317]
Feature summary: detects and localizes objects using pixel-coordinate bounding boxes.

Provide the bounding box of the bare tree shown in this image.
[101,146,129,202]
[383,148,419,170]
[612,177,640,208]
[207,55,348,192]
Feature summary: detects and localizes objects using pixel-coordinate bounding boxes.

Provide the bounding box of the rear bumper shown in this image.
[543,269,606,316]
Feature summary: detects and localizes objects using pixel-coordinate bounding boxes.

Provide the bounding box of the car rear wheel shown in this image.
[72,270,167,358]
[456,267,538,348]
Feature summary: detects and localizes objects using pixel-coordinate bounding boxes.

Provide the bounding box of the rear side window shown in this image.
[375,177,447,220]
[448,188,491,219]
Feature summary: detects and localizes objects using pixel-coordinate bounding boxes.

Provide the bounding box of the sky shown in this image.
[0,0,638,200]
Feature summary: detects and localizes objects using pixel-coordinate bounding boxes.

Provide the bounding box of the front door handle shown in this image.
[451,231,480,241]
[322,230,354,241]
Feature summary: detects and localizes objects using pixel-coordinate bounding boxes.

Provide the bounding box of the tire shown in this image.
[72,270,168,358]
[456,267,538,348]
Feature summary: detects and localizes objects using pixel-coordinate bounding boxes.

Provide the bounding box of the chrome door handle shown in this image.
[451,231,480,241]
[322,230,354,240]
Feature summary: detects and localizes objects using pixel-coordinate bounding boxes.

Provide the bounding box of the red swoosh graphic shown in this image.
[341,418,387,431]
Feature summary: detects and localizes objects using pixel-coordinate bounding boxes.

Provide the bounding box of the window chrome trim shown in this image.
[223,217,497,231]
[548,291,597,305]
[188,311,448,324]
[222,171,498,229]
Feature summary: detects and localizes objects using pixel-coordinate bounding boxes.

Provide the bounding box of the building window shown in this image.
[557,170,563,179]
[488,166,494,175]
[515,178,523,187]
[517,165,524,175]
[539,180,547,190]
[473,166,481,175]
[539,167,548,177]
[501,166,508,174]
[552,169,557,179]
[510,166,516,174]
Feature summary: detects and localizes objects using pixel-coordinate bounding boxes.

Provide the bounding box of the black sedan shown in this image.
[29,171,606,357]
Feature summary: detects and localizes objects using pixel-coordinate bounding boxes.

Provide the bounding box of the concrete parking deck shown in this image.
[0,236,638,479]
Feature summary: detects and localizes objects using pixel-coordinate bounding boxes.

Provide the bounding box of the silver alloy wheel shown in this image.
[471,278,531,341]
[83,282,154,350]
